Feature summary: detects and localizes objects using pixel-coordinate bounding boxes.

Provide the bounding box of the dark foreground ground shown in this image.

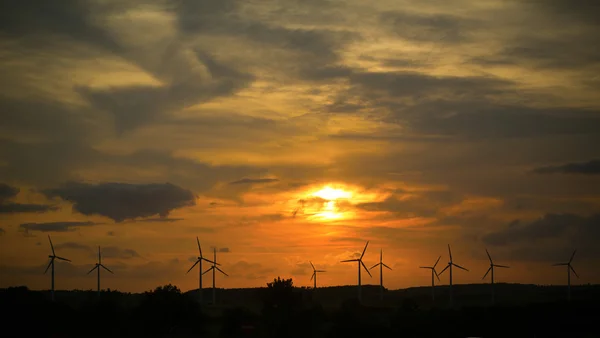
[2,282,599,338]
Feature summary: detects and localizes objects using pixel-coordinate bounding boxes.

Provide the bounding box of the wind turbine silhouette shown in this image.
[482,248,509,305]
[202,247,228,305]
[553,249,579,301]
[44,235,71,301]
[370,249,392,301]
[438,244,468,308]
[420,255,441,303]
[186,237,216,304]
[341,240,372,303]
[87,246,113,296]
[309,261,326,289]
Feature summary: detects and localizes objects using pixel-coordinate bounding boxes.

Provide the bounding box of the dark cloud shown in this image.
[0,183,58,214]
[42,182,196,222]
[101,246,141,259]
[55,242,92,252]
[381,10,479,43]
[107,231,116,236]
[532,159,600,175]
[356,190,462,218]
[0,228,5,236]
[228,260,275,280]
[75,50,254,134]
[482,213,600,249]
[137,218,184,223]
[19,221,99,233]
[0,0,121,53]
[218,247,230,253]
[229,178,279,185]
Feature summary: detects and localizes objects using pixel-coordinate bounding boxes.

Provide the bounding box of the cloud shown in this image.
[107,231,116,236]
[0,228,5,236]
[19,221,99,232]
[0,183,58,214]
[55,242,93,252]
[228,260,275,280]
[482,213,600,261]
[42,182,196,222]
[218,247,230,253]
[380,10,479,44]
[532,159,600,175]
[136,218,184,223]
[101,246,141,259]
[228,178,279,185]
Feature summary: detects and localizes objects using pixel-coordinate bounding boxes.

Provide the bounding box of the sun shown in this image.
[309,186,353,221]
[312,186,352,201]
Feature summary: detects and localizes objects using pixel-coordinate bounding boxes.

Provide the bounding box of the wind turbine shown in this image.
[309,261,326,289]
[482,248,509,305]
[438,244,468,308]
[202,247,228,305]
[552,250,579,301]
[44,235,71,301]
[341,240,372,303]
[370,249,392,301]
[186,237,216,304]
[419,255,441,303]
[87,246,114,296]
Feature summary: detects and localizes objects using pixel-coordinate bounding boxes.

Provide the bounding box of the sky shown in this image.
[1,0,599,293]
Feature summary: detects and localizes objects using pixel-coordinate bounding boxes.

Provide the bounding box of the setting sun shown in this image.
[312,186,353,201]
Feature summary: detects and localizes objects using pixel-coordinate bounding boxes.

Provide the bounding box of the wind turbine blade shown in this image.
[316,270,326,273]
[201,267,213,276]
[383,263,392,270]
[101,264,114,274]
[196,237,202,257]
[434,269,441,281]
[310,273,314,281]
[552,263,568,266]
[361,261,372,277]
[369,263,379,270]
[482,266,491,280]
[310,261,315,271]
[495,264,510,268]
[98,246,101,264]
[55,256,71,262]
[202,257,219,265]
[439,264,449,275]
[48,235,55,255]
[485,248,492,264]
[419,266,431,269]
[453,263,468,271]
[569,250,577,264]
[44,258,53,274]
[570,265,579,278]
[380,248,382,262]
[341,259,358,263]
[186,260,199,274]
[87,265,98,274]
[448,244,452,261]
[360,241,369,260]
[216,267,228,277]
[433,255,441,268]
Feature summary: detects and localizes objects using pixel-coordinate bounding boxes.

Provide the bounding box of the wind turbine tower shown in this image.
[419,255,441,302]
[186,237,215,304]
[370,249,392,301]
[438,244,468,308]
[553,250,579,301]
[87,246,114,296]
[202,247,228,305]
[309,261,326,289]
[44,235,71,301]
[341,240,372,303]
[482,248,509,305]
